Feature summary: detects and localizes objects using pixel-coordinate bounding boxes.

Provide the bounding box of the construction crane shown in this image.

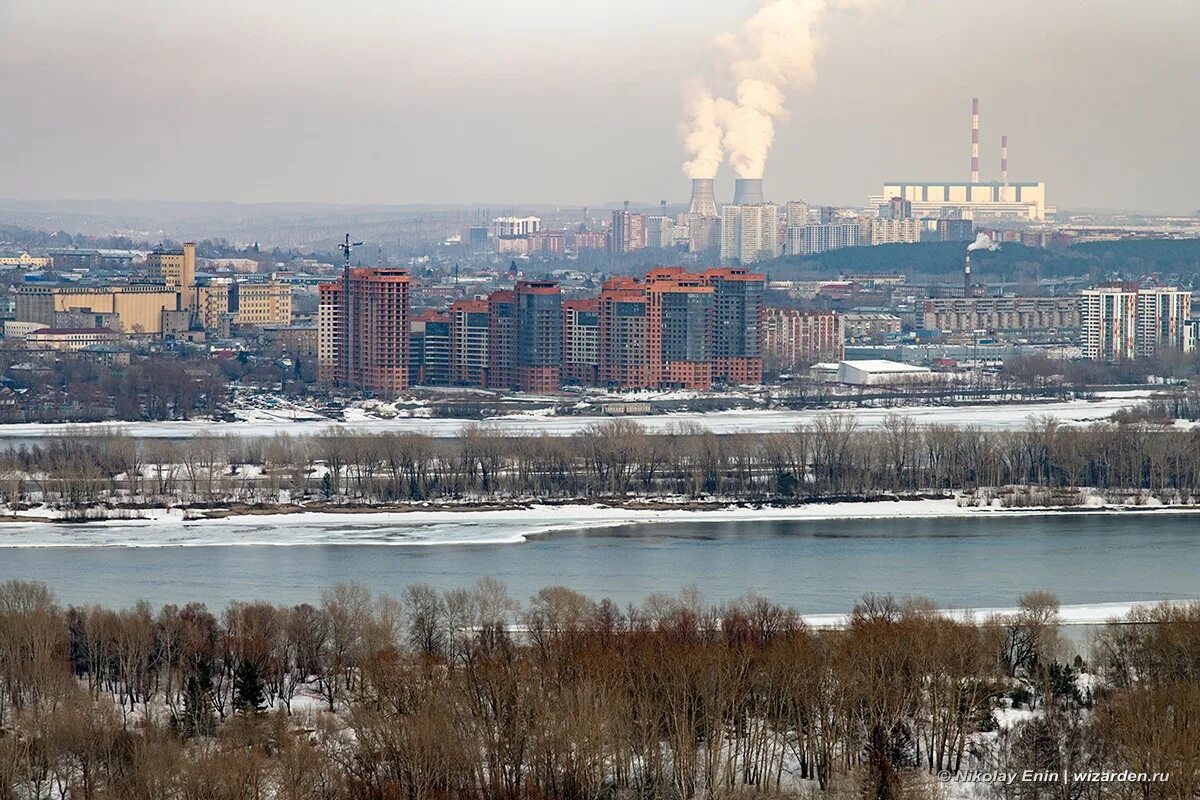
[338,234,363,388]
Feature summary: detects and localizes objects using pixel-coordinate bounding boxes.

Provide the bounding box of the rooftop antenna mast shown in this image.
[338,233,363,388]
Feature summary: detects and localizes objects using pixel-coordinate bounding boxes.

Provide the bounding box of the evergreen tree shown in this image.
[180,664,217,737]
[233,658,265,713]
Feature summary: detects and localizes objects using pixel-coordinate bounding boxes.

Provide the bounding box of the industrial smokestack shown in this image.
[1000,134,1008,190]
[687,178,718,217]
[732,177,765,205]
[963,251,971,297]
[971,97,980,183]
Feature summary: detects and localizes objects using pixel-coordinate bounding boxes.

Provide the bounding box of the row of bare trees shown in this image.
[4,416,1200,509]
[2,579,1199,799]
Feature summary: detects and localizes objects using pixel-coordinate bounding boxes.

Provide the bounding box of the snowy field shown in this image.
[0,396,1155,440]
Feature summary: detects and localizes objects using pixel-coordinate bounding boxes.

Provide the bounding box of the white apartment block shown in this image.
[721,204,779,264]
[1135,287,1193,357]
[1081,285,1193,360]
[785,223,864,256]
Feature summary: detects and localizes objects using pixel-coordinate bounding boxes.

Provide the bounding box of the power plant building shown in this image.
[868,181,1048,221]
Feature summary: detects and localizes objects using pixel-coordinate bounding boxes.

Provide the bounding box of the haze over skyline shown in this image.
[3,0,1197,213]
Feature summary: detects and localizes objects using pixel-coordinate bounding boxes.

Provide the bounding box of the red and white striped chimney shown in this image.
[970,97,980,183]
[1000,134,1008,190]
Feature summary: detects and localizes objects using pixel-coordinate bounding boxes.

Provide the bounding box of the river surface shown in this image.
[0,512,1195,615]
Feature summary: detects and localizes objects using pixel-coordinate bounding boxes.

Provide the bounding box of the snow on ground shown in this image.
[0,396,1154,440]
[5,496,1200,548]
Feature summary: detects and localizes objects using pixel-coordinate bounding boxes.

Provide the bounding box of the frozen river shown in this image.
[1,508,1195,618]
[0,396,1150,441]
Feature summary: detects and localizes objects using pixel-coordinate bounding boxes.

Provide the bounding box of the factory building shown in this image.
[922,297,1080,334]
[867,99,1049,220]
[868,181,1048,221]
[147,243,198,312]
[836,360,933,386]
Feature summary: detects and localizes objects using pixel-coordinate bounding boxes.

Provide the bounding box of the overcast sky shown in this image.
[2,0,1197,213]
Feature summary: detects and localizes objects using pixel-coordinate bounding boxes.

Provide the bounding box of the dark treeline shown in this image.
[1,579,1198,799]
[764,238,1200,282]
[5,415,1200,510]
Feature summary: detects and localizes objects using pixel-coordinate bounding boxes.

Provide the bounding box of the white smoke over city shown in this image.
[967,232,1000,252]
[680,0,834,180]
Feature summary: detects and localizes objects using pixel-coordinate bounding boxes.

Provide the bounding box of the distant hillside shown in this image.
[763,239,1200,283]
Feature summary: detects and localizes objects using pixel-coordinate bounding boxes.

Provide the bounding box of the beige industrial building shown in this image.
[197,281,232,329]
[0,253,50,269]
[922,296,1080,333]
[147,242,197,312]
[197,279,293,329]
[235,281,292,326]
[25,327,121,351]
[16,285,179,335]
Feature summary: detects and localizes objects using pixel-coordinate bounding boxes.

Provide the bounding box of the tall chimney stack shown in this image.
[970,97,980,183]
[964,250,972,297]
[687,178,718,218]
[1000,134,1008,191]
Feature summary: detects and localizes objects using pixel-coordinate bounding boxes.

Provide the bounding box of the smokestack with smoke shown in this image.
[679,0,835,180]
[967,232,999,253]
[964,232,998,296]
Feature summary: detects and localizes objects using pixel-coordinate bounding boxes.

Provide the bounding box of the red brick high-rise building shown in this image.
[318,268,411,392]
[645,267,713,389]
[449,299,490,387]
[562,298,600,386]
[515,280,562,393]
[763,308,843,373]
[598,277,653,390]
[487,289,516,390]
[702,267,765,385]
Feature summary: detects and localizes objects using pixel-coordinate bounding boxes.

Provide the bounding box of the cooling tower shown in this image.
[732,178,764,205]
[687,178,718,218]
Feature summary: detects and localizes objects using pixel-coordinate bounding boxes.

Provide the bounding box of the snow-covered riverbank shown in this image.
[4,496,1200,547]
[0,396,1165,439]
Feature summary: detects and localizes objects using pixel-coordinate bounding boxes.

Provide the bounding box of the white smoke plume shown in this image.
[966,232,1000,252]
[680,83,725,179]
[680,0,834,179]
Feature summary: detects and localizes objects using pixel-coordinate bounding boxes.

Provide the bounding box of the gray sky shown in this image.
[3,0,1197,213]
